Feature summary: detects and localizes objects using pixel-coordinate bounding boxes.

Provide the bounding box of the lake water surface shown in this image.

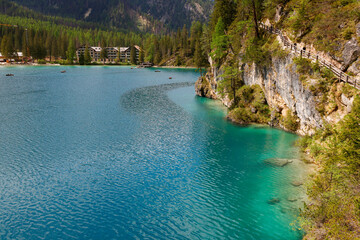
[0,66,308,239]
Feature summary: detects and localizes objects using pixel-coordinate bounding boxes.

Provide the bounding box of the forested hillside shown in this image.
[9,0,213,31]
[0,0,211,66]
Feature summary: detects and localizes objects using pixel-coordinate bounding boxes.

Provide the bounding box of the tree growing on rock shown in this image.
[211,17,228,66]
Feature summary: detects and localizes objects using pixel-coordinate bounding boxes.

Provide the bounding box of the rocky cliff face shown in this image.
[241,54,323,135]
[196,52,355,135]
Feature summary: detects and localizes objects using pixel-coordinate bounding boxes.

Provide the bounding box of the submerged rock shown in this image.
[264,158,293,167]
[281,207,299,215]
[287,197,298,202]
[267,198,281,205]
[291,181,303,187]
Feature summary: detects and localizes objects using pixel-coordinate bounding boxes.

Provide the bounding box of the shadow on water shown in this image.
[120,82,195,116]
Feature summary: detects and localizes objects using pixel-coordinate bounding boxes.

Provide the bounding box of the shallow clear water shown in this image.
[0,66,308,239]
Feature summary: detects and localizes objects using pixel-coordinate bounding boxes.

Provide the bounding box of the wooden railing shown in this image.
[259,22,359,90]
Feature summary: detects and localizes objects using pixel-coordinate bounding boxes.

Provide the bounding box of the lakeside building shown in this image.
[0,52,26,62]
[76,46,141,63]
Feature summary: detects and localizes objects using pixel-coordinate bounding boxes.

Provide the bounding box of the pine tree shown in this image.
[4,34,15,59]
[211,17,228,66]
[210,0,237,31]
[66,40,76,64]
[45,34,52,61]
[139,48,145,63]
[116,46,121,63]
[79,53,85,65]
[130,45,137,65]
[21,32,29,58]
[84,44,91,64]
[51,39,58,60]
[14,28,21,51]
[249,0,261,38]
[175,55,181,66]
[1,36,8,58]
[100,48,108,64]
[194,39,207,76]
[154,52,161,65]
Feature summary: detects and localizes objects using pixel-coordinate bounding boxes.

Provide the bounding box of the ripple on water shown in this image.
[0,67,309,240]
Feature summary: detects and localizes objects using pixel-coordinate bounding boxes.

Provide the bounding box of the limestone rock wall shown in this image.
[241,54,323,135]
[196,53,354,135]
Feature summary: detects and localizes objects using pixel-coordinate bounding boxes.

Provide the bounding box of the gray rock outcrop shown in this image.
[241,54,323,135]
[342,38,360,71]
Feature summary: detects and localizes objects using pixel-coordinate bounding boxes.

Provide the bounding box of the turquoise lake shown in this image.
[0,66,309,239]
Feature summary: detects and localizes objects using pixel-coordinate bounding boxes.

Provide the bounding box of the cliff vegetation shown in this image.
[298,96,360,239]
[195,0,360,239]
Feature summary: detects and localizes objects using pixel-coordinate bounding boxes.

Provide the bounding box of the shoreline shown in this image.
[0,63,198,69]
[154,65,198,69]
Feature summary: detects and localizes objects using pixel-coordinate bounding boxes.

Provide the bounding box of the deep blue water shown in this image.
[0,66,308,239]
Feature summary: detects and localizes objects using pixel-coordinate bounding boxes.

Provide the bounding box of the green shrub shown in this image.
[342,27,354,40]
[342,84,357,98]
[299,75,307,83]
[296,135,312,149]
[37,59,46,64]
[294,57,313,75]
[237,85,254,104]
[266,37,289,60]
[243,37,271,67]
[229,107,253,123]
[228,84,270,124]
[299,96,360,239]
[320,67,336,81]
[311,61,321,73]
[281,109,300,132]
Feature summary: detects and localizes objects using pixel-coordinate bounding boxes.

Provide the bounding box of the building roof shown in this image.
[77,46,135,53]
[91,47,102,52]
[0,52,24,57]
[119,47,130,52]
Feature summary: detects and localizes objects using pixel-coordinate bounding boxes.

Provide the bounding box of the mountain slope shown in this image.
[9,0,213,31]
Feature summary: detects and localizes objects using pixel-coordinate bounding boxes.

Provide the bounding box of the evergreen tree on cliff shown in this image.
[211,17,228,66]
[210,0,237,31]
[194,39,207,75]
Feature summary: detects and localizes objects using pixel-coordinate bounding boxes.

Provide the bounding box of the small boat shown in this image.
[131,67,134,69]
[169,77,172,79]
[6,74,14,76]
[155,70,161,72]
[61,70,66,73]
